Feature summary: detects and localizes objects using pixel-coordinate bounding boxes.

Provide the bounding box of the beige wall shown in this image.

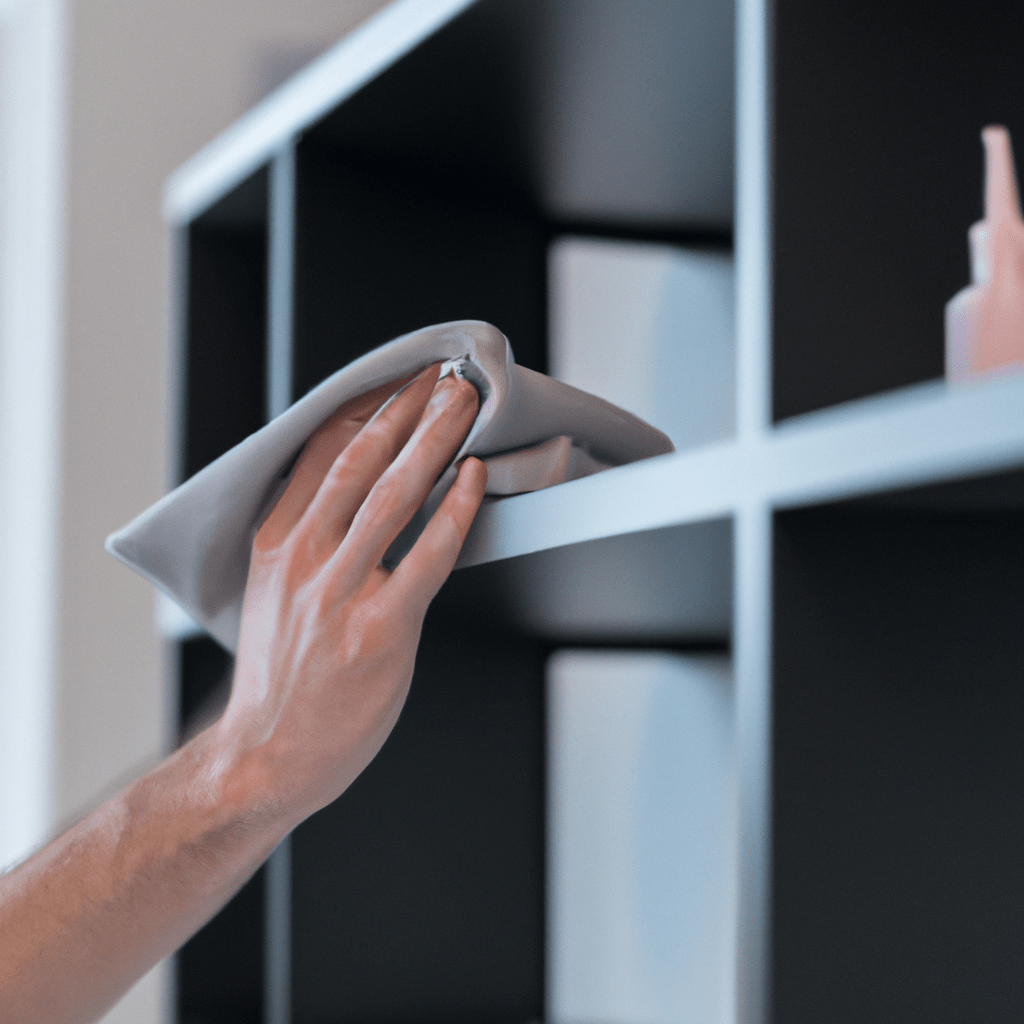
[0,2,389,1021]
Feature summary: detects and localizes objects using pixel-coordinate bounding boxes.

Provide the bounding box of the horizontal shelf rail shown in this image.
[459,372,1024,567]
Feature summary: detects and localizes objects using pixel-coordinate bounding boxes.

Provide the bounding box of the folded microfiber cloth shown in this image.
[107,320,673,651]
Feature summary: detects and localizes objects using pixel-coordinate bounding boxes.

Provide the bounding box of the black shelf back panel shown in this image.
[292,140,549,398]
[772,0,1024,421]
[183,168,269,481]
[772,506,1024,1022]
[435,519,734,647]
[290,628,547,1024]
[177,872,266,1024]
[308,0,734,236]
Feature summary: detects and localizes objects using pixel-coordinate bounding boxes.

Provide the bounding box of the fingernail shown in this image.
[446,378,478,410]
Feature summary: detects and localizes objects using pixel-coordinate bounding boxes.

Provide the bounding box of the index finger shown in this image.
[256,366,430,550]
[330,372,480,587]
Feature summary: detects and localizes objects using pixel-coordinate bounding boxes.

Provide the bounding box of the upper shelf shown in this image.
[457,371,1024,566]
[165,0,735,233]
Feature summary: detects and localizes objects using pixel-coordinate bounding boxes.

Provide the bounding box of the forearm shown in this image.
[0,724,292,1024]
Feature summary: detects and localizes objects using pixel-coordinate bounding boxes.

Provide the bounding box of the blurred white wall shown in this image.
[0,1,389,1021]
[0,0,67,890]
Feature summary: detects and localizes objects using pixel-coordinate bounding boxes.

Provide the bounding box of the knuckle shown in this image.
[436,508,462,549]
[334,603,383,668]
[369,473,407,514]
[308,585,339,631]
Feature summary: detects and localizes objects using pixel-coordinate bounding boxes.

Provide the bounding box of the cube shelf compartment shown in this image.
[166,1,1024,1022]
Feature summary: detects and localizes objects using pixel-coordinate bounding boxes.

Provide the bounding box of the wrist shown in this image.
[180,722,297,863]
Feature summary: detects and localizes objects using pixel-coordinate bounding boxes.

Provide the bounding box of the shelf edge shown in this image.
[767,372,1024,510]
[457,443,743,568]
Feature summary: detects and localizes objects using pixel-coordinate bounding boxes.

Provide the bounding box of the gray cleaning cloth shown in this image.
[106,321,673,651]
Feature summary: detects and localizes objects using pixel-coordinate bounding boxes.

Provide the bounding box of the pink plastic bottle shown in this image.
[945,126,1024,382]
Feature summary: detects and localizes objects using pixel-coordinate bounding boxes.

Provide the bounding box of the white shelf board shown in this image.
[458,371,1024,568]
[164,0,475,224]
[768,372,1024,509]
[457,443,741,568]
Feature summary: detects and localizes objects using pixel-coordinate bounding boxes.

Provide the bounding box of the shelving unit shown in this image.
[165,1,1024,1022]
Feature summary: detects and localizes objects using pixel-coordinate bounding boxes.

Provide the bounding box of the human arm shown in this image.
[0,364,486,1023]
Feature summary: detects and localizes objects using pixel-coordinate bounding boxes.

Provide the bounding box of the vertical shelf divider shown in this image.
[265,835,292,1024]
[734,1,773,1019]
[264,140,297,1024]
[734,502,773,1024]
[268,143,296,422]
[735,0,772,444]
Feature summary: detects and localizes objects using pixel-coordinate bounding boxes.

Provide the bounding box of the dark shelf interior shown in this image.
[183,166,269,483]
[772,0,1024,421]
[309,0,734,233]
[292,142,550,397]
[854,466,1024,514]
[772,497,1024,1023]
[291,626,547,1024]
[177,868,265,1024]
[440,518,733,647]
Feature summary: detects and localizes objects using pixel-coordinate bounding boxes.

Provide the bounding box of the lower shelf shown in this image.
[771,499,1024,1022]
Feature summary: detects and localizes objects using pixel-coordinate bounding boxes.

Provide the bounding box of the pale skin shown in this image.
[0,363,487,1024]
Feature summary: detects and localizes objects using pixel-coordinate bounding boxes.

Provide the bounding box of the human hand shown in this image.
[0,366,487,1024]
[215,363,487,828]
